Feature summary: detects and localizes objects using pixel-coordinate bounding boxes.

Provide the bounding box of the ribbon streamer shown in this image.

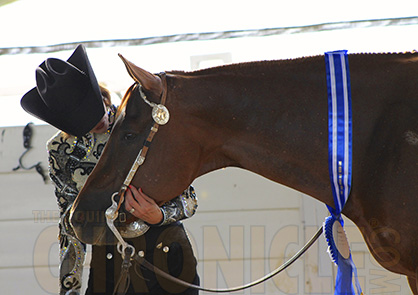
[324,50,363,295]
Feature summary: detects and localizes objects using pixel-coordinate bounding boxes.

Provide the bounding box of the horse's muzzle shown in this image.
[69,209,114,245]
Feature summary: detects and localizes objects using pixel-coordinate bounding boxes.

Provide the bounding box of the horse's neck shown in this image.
[175,58,334,205]
[177,53,418,212]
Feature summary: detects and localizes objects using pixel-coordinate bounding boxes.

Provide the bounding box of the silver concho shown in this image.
[332,220,350,259]
[120,220,150,238]
[152,104,170,125]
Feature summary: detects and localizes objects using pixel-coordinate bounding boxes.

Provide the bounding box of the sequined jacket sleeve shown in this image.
[156,186,198,226]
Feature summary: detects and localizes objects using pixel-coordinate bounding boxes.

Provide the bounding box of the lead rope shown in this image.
[131,226,323,293]
[107,198,322,294]
[106,186,323,293]
[113,247,133,295]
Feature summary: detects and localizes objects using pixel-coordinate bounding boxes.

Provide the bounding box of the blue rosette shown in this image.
[324,215,363,295]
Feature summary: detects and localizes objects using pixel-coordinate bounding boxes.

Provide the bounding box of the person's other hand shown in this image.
[124,185,163,225]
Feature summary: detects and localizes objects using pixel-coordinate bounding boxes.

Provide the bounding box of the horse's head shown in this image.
[70,56,206,245]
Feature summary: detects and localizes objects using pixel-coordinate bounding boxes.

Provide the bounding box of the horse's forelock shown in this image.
[116,83,137,118]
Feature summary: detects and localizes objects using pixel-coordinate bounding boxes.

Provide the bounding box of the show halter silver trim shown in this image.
[138,86,170,125]
[106,193,138,258]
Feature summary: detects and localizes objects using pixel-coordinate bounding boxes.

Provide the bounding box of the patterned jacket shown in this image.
[47,105,198,294]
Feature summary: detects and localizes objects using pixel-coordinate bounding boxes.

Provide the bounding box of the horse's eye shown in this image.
[124,133,136,141]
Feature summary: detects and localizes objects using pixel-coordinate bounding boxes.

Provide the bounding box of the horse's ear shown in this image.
[118,54,162,95]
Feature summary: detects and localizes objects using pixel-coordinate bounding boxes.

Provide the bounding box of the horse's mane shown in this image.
[167,55,327,77]
[168,51,418,77]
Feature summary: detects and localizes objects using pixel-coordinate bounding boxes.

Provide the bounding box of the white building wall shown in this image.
[0,124,410,294]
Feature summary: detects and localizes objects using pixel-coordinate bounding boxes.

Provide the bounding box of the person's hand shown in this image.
[124,185,163,225]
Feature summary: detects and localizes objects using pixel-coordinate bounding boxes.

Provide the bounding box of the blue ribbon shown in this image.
[324,50,362,295]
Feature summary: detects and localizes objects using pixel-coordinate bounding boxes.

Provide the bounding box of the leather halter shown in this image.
[105,73,169,259]
[110,73,169,216]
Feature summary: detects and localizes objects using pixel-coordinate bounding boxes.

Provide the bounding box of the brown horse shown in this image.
[71,53,418,293]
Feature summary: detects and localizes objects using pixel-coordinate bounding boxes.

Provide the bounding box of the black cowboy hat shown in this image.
[21,44,104,137]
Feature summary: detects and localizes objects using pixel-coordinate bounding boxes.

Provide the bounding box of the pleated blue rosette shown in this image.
[324,215,363,294]
[324,51,363,295]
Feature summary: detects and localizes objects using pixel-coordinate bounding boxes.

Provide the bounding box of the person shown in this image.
[21,44,199,295]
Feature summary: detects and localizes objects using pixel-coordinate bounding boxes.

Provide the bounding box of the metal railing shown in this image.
[1,16,417,56]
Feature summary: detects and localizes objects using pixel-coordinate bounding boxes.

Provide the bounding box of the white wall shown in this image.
[0,124,411,294]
